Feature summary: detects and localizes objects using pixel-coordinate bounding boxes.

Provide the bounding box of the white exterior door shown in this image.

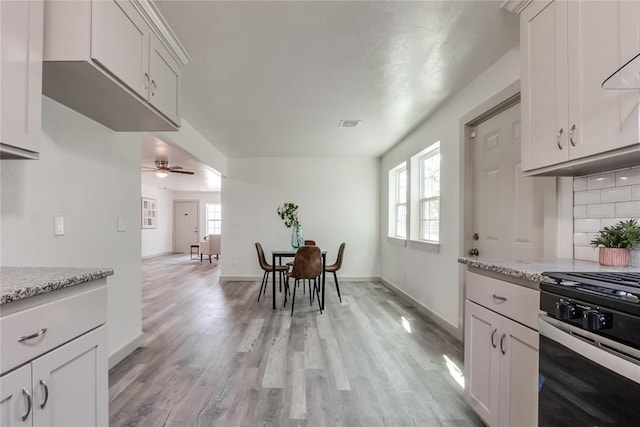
[472,102,552,260]
[174,201,199,253]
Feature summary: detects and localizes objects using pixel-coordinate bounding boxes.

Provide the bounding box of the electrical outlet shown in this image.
[54,216,64,236]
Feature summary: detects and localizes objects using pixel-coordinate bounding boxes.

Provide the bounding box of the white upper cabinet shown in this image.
[0,0,43,159]
[43,0,188,131]
[521,0,640,176]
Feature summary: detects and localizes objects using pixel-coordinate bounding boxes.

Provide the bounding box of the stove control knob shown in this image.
[555,301,578,320]
[583,310,609,330]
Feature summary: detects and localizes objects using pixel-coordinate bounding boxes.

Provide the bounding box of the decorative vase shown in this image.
[598,247,630,267]
[291,223,304,249]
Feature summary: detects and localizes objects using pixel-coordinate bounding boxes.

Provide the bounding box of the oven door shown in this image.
[539,316,640,426]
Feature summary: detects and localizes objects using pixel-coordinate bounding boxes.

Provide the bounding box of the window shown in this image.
[388,162,407,238]
[418,143,440,242]
[206,203,221,235]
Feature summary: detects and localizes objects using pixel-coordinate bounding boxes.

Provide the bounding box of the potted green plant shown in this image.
[590,219,640,266]
[277,202,304,248]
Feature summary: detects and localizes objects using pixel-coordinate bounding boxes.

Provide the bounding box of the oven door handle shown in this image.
[539,316,640,384]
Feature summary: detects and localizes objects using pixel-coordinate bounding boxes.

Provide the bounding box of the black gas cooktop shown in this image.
[541,271,640,349]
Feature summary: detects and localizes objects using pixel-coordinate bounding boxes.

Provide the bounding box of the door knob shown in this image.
[469,248,479,256]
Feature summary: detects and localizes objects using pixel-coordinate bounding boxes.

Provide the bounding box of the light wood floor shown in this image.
[109,254,482,426]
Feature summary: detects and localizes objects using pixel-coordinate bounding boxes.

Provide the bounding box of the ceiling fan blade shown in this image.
[141,170,158,173]
[170,170,195,175]
[168,166,183,170]
[141,166,157,171]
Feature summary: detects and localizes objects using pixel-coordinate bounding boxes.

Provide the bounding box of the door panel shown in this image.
[472,103,551,260]
[568,0,640,160]
[521,0,569,170]
[91,0,149,99]
[149,35,181,125]
[499,317,539,427]
[464,301,500,427]
[32,326,107,427]
[174,201,199,253]
[0,364,32,426]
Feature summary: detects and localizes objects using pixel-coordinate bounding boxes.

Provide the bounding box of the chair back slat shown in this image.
[335,242,346,269]
[255,242,271,271]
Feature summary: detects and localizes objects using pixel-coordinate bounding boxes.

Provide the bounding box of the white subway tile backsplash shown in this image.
[575,190,601,205]
[586,203,615,218]
[574,205,587,219]
[574,218,601,233]
[574,166,640,266]
[574,246,598,262]
[616,168,640,186]
[587,174,615,190]
[615,201,640,217]
[601,186,631,203]
[574,233,587,246]
[574,178,587,192]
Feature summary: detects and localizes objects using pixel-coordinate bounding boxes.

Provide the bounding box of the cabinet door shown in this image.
[567,0,640,160]
[498,317,539,427]
[91,0,149,99]
[0,364,32,426]
[0,0,43,154]
[31,326,108,427]
[464,301,501,427]
[149,35,181,125]
[521,0,569,171]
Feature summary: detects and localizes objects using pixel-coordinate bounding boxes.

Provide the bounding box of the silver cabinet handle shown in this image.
[151,80,157,96]
[143,73,149,90]
[500,334,506,355]
[18,328,47,342]
[39,379,49,409]
[492,294,507,303]
[22,388,32,422]
[490,328,498,348]
[569,124,576,147]
[556,127,564,150]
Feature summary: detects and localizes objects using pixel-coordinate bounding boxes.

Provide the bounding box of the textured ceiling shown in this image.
[155,1,519,158]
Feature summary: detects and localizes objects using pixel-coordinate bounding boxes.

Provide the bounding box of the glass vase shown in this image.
[291,223,304,249]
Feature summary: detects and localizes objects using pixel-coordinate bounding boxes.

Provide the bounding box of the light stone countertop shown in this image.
[0,267,114,305]
[458,256,640,283]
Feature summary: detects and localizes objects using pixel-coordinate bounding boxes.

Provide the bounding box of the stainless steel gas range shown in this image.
[538,271,640,425]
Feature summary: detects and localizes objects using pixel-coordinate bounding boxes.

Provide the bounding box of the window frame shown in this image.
[418,144,440,243]
[205,203,222,235]
[388,162,407,240]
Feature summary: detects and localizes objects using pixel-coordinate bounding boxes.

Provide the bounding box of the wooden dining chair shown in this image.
[325,242,345,303]
[255,243,289,302]
[286,245,322,316]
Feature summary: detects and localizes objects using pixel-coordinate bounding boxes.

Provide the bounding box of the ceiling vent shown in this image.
[338,120,361,128]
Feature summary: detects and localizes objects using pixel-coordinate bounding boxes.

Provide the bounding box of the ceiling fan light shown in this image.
[156,171,168,178]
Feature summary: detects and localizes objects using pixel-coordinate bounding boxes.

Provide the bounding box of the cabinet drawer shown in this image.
[0,285,106,374]
[466,271,539,330]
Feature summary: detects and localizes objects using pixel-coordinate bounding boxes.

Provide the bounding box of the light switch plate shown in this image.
[54,216,64,236]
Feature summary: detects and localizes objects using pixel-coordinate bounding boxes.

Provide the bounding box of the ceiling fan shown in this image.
[142,160,195,178]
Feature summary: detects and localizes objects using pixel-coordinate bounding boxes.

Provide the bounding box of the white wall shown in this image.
[222,158,379,279]
[380,47,521,337]
[1,97,142,363]
[141,183,174,258]
[173,191,220,243]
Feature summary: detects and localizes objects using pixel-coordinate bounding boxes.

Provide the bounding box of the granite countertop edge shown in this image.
[1,267,114,305]
[458,256,640,283]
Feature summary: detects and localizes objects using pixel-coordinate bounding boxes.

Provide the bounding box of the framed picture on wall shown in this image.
[141,197,157,229]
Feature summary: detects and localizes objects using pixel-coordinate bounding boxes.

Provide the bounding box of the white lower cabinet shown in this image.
[0,326,107,426]
[464,276,539,427]
[0,280,108,426]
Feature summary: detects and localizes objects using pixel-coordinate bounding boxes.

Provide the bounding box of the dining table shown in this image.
[271,249,326,311]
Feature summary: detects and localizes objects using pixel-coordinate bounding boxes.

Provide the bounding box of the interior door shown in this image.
[174,201,198,253]
[471,103,552,260]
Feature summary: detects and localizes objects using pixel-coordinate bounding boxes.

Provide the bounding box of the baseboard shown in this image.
[108,333,144,369]
[141,251,174,260]
[221,275,380,283]
[378,277,462,342]
[221,275,262,283]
